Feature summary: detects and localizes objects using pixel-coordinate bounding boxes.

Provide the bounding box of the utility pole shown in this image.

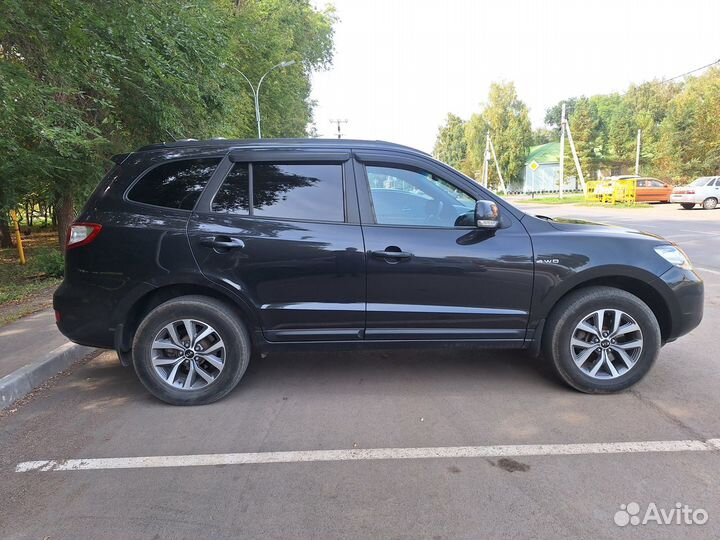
[487,134,508,195]
[481,131,490,189]
[329,119,348,139]
[565,119,586,195]
[559,103,566,199]
[635,129,642,175]
[558,103,587,196]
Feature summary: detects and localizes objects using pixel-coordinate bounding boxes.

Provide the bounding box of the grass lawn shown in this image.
[510,194,652,208]
[0,229,63,325]
[517,195,586,204]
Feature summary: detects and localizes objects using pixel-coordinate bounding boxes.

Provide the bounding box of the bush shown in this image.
[29,248,64,278]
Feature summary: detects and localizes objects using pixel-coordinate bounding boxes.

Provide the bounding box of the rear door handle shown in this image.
[200,236,245,250]
[370,249,412,260]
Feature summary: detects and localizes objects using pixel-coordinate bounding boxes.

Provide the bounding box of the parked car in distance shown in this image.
[595,176,673,203]
[54,139,704,405]
[671,176,720,210]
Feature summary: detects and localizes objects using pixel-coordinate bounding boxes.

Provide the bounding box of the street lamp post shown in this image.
[233,60,296,138]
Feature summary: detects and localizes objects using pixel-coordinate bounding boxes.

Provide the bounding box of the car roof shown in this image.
[605,176,661,181]
[135,138,429,156]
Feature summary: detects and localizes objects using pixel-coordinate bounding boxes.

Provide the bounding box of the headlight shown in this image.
[654,245,692,269]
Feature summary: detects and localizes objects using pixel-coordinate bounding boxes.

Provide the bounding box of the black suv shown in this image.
[55,139,703,405]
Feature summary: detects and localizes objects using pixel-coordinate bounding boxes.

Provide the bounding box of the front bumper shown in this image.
[658,266,703,342]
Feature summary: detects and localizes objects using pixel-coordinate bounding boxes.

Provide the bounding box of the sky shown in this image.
[309,0,720,153]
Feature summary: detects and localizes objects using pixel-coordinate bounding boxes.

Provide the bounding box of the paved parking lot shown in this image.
[1,203,718,539]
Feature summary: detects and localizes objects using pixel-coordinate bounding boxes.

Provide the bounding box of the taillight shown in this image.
[66,223,102,250]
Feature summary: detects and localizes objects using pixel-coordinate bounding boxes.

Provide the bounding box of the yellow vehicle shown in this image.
[586,177,637,204]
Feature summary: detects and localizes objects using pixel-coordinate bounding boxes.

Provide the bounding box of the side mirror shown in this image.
[475,200,500,228]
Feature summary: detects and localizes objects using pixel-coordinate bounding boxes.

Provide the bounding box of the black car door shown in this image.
[354,151,534,343]
[187,149,366,342]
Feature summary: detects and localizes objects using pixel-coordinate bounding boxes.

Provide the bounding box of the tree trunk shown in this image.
[0,217,13,248]
[55,192,75,252]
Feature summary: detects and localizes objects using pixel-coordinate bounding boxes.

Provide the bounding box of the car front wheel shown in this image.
[132,295,251,405]
[543,286,661,393]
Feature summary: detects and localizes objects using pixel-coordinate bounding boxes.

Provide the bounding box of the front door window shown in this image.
[366,166,475,227]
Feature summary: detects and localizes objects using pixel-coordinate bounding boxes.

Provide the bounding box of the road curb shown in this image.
[0,342,95,409]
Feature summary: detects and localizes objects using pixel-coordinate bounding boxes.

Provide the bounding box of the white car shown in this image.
[670,176,720,210]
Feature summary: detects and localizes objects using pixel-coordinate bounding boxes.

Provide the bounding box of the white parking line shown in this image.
[16,438,720,472]
[697,267,720,276]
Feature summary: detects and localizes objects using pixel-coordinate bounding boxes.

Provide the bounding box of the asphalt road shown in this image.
[1,203,718,540]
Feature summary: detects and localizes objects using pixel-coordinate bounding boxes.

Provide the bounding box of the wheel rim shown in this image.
[570,309,643,380]
[150,319,226,390]
[704,198,717,209]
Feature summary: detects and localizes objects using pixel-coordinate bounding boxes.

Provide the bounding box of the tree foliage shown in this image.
[432,113,466,170]
[549,75,716,182]
[435,68,720,191]
[0,0,336,246]
[656,68,720,178]
[443,82,531,188]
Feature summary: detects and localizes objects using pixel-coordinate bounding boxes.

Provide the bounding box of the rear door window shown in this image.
[128,158,221,210]
[213,162,345,222]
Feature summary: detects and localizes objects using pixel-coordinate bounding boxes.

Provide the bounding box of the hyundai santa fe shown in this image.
[54,139,704,405]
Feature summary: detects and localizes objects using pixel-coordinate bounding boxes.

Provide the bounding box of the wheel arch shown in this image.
[114,281,260,361]
[533,271,672,355]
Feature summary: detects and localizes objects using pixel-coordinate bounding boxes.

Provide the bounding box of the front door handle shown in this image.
[370,248,412,261]
[200,236,245,250]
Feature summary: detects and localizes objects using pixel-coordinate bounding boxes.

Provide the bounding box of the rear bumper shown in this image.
[658,266,703,342]
[670,194,699,203]
[53,280,115,349]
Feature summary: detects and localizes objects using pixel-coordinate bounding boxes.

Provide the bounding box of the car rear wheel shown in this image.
[702,197,718,210]
[680,203,695,210]
[543,286,661,393]
[132,295,250,405]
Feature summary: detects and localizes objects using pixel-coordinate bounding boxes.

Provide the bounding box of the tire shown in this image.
[702,197,718,210]
[680,203,695,210]
[132,295,250,405]
[543,286,661,394]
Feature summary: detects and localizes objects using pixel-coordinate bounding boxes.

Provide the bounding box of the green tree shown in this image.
[465,82,531,189]
[565,97,599,180]
[656,67,720,180]
[545,97,578,134]
[624,80,680,175]
[432,113,467,170]
[531,127,556,146]
[0,0,336,248]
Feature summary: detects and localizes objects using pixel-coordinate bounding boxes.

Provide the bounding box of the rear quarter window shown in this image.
[128,158,221,210]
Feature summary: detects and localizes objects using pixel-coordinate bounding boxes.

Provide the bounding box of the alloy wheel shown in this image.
[150,319,226,390]
[570,309,643,380]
